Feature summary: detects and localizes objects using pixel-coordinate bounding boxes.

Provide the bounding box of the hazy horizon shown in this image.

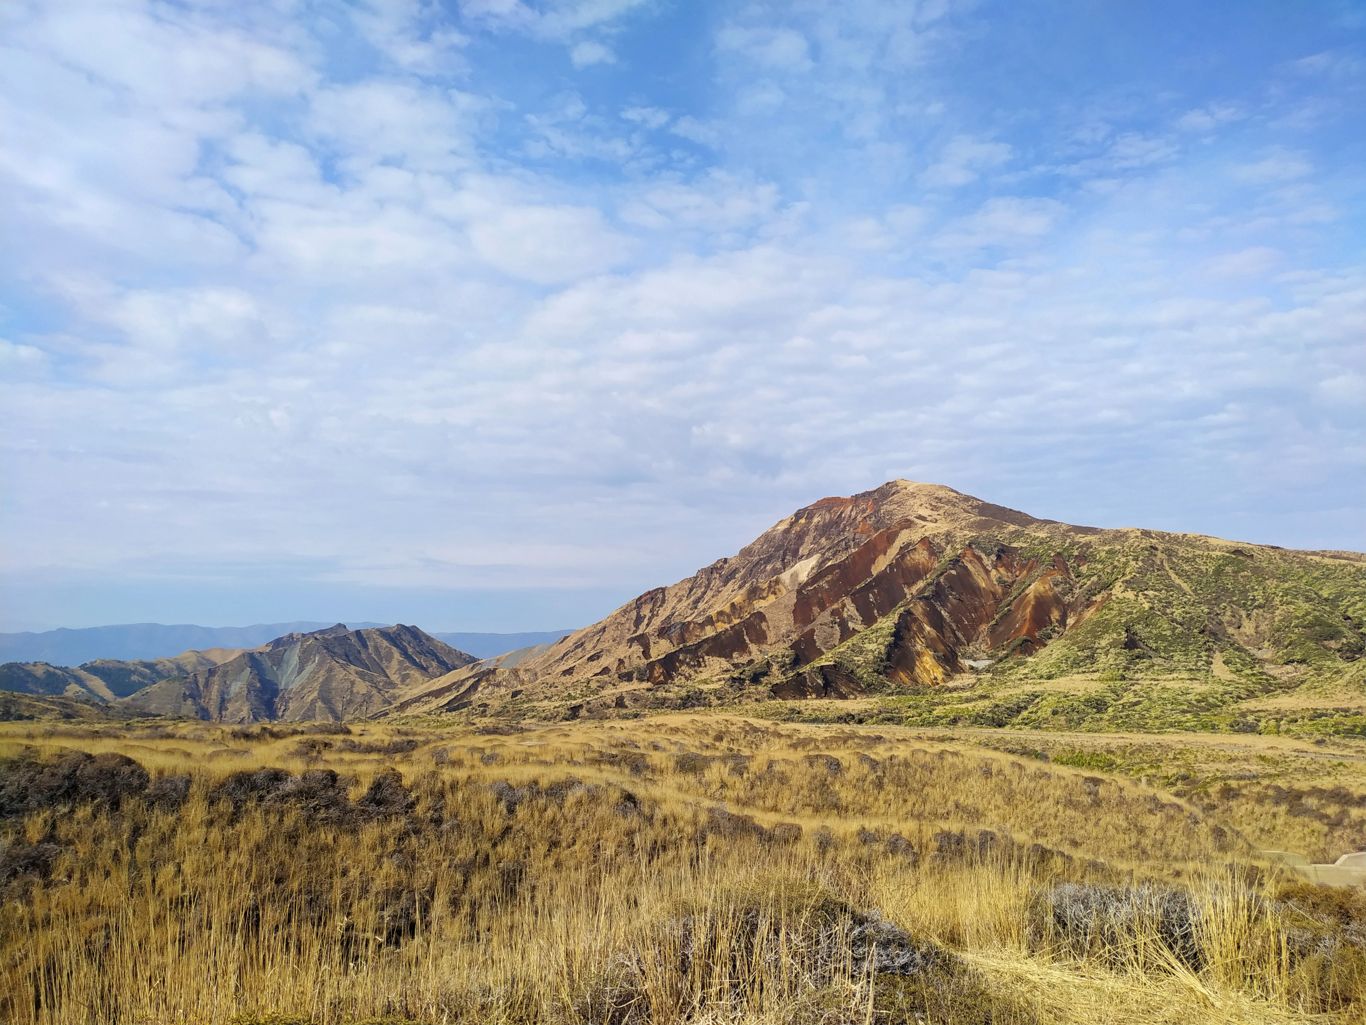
[3,1,1363,632]
[0,620,578,636]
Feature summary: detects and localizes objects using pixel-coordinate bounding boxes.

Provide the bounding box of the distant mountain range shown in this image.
[122,624,478,722]
[0,623,577,723]
[0,623,482,722]
[0,622,572,665]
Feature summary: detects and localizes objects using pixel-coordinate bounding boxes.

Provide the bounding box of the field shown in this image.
[3,714,1366,1025]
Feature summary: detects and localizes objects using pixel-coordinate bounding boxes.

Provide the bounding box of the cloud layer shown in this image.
[2,0,1364,630]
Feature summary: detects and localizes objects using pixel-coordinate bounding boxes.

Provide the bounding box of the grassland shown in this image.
[3,714,1365,1025]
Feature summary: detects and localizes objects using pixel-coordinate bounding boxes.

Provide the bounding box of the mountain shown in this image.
[121,624,477,723]
[0,623,572,666]
[0,691,133,722]
[0,649,238,703]
[431,630,574,659]
[0,622,382,666]
[8,482,1360,725]
[393,480,1366,716]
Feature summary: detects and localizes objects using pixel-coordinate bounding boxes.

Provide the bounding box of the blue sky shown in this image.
[1,0,1364,632]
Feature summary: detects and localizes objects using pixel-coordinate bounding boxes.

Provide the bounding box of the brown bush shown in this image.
[0,752,149,818]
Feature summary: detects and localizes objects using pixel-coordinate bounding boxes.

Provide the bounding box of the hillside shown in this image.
[0,649,237,703]
[0,623,570,666]
[395,481,1366,720]
[0,622,380,666]
[0,691,131,722]
[122,624,477,723]
[6,482,1359,729]
[431,630,574,659]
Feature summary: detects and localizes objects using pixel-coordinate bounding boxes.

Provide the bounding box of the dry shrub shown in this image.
[1275,880,1366,1011]
[0,839,61,885]
[1028,882,1203,969]
[570,881,1034,1025]
[0,752,149,818]
[208,767,414,825]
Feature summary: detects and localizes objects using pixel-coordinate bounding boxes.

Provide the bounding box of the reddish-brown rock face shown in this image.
[986,563,1071,653]
[508,481,1090,698]
[840,545,1076,689]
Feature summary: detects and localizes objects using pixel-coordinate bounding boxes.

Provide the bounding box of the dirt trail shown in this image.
[1160,553,1196,598]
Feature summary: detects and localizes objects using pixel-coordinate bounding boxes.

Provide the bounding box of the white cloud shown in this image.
[222,133,330,203]
[620,173,783,236]
[1103,133,1179,170]
[919,135,1012,188]
[350,0,469,72]
[1234,149,1313,184]
[933,197,1067,252]
[716,26,813,72]
[1285,50,1364,79]
[621,105,670,129]
[734,82,787,116]
[0,339,47,372]
[457,0,649,63]
[670,116,722,148]
[570,40,615,67]
[1206,247,1281,277]
[308,81,485,172]
[1175,103,1243,133]
[3,0,1365,629]
[1319,372,1366,406]
[467,204,634,283]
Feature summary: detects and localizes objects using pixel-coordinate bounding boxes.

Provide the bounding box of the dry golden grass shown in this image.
[1,715,1363,1025]
[899,724,1366,863]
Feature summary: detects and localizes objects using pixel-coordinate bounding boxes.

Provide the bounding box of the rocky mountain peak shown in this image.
[416,481,1364,719]
[122,624,477,723]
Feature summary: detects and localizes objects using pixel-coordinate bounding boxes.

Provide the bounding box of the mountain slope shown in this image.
[0,691,131,721]
[122,624,477,723]
[0,623,575,667]
[431,630,574,659]
[0,622,382,666]
[419,481,1364,717]
[0,649,237,703]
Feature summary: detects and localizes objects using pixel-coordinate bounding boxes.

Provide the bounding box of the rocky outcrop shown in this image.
[522,482,1014,684]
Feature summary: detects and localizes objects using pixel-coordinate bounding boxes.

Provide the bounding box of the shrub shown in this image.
[1028,882,1202,969]
[0,752,150,818]
[209,767,414,824]
[0,841,61,885]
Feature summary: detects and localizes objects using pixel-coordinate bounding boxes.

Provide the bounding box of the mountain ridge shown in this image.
[0,648,240,704]
[121,624,478,723]
[0,623,574,666]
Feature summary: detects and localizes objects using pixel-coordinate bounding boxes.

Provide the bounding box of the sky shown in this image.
[1,0,1364,633]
